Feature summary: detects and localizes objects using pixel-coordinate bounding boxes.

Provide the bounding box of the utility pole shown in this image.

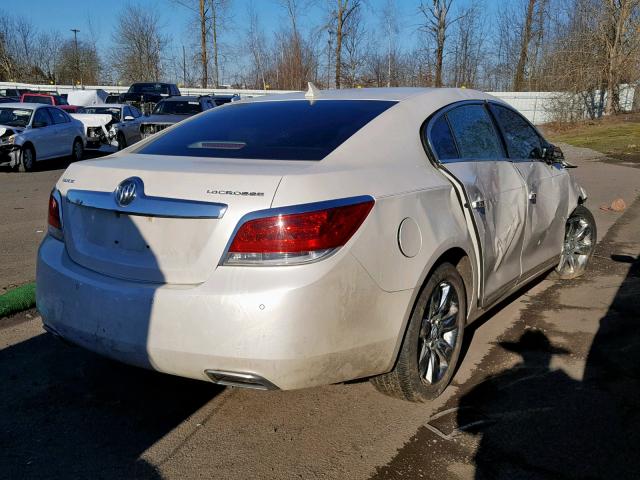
[182,44,187,87]
[71,28,80,87]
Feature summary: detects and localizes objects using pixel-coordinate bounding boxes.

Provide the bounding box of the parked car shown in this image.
[139,95,214,138]
[20,93,80,113]
[1,88,32,98]
[36,87,595,401]
[119,82,181,113]
[72,104,143,150]
[104,93,122,104]
[211,93,240,106]
[0,103,85,171]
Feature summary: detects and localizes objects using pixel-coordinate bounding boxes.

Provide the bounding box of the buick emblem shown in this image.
[115,178,139,207]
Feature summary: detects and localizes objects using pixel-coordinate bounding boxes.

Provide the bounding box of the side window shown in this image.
[131,106,141,118]
[32,108,52,127]
[124,106,132,118]
[489,104,543,159]
[48,108,69,124]
[429,115,459,160]
[447,104,503,160]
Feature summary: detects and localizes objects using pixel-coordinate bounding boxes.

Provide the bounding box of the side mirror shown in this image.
[124,115,134,121]
[543,144,576,168]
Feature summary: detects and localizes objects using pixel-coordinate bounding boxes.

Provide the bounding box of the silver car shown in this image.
[0,103,85,171]
[36,87,595,401]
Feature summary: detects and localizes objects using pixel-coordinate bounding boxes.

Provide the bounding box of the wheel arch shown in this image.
[384,244,477,375]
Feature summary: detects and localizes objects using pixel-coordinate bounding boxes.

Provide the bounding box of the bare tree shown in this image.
[209,0,231,87]
[329,0,362,88]
[110,5,167,83]
[419,0,460,87]
[514,0,537,90]
[600,0,640,113]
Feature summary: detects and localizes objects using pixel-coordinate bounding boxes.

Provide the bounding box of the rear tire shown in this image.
[371,263,466,402]
[554,205,596,280]
[17,145,35,172]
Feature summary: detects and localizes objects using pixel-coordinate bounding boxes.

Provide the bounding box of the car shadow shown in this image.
[1,206,222,479]
[0,333,221,478]
[456,251,640,479]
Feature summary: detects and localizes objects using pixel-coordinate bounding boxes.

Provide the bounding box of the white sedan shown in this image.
[36,87,595,401]
[72,103,144,151]
[0,103,85,171]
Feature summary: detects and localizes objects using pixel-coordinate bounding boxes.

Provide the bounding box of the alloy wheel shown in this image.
[418,281,459,384]
[557,216,594,277]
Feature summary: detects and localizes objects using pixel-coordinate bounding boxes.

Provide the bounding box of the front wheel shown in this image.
[117,132,127,150]
[555,205,596,279]
[17,145,35,172]
[371,262,466,402]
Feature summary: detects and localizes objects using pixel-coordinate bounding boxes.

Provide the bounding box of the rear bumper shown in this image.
[36,236,411,390]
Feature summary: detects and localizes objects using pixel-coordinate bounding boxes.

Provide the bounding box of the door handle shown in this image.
[471,199,486,209]
[529,192,537,204]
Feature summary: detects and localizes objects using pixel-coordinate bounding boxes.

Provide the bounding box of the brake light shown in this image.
[225,198,374,266]
[48,191,63,240]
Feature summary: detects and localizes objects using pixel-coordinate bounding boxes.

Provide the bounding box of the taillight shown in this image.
[48,190,63,241]
[224,197,374,266]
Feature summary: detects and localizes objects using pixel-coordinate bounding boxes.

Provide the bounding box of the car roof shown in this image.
[0,102,41,110]
[244,87,496,104]
[86,103,128,108]
[160,96,203,102]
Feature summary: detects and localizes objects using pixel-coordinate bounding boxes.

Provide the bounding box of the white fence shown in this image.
[1,81,636,125]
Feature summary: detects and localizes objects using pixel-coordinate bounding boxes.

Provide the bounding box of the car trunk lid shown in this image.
[57,154,306,284]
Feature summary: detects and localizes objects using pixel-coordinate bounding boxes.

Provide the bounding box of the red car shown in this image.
[20,93,79,112]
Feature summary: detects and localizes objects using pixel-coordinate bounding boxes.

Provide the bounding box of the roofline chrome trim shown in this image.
[218,194,375,267]
[66,185,227,219]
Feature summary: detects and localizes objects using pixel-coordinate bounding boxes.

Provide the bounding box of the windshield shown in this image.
[23,95,53,105]
[0,107,33,127]
[153,100,201,115]
[136,100,396,161]
[78,106,121,122]
[130,83,170,95]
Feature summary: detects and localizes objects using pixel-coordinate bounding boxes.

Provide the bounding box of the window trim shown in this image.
[424,100,508,164]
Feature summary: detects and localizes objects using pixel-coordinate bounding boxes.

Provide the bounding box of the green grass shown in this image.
[0,283,36,318]
[548,122,640,162]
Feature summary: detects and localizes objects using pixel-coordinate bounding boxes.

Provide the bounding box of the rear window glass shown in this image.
[136,100,396,161]
[447,104,503,160]
[153,100,202,115]
[429,116,459,160]
[23,95,53,105]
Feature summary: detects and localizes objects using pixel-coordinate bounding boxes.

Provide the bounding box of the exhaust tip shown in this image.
[204,369,279,391]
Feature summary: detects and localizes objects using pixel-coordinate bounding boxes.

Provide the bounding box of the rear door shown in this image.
[488,103,569,278]
[427,102,528,305]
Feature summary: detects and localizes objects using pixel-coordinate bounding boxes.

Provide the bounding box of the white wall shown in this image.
[1,81,636,125]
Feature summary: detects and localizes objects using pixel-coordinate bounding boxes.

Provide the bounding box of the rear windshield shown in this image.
[136,100,396,161]
[153,100,201,115]
[130,83,170,94]
[23,95,53,105]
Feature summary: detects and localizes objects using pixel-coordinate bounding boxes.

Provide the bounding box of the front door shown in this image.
[29,108,55,159]
[428,103,528,305]
[488,103,569,278]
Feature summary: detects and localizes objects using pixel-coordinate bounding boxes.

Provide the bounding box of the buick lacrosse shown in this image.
[37,86,595,401]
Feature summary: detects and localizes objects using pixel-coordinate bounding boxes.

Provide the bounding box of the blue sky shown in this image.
[8,0,502,82]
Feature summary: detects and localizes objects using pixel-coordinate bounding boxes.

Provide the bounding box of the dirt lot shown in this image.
[1,146,639,479]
